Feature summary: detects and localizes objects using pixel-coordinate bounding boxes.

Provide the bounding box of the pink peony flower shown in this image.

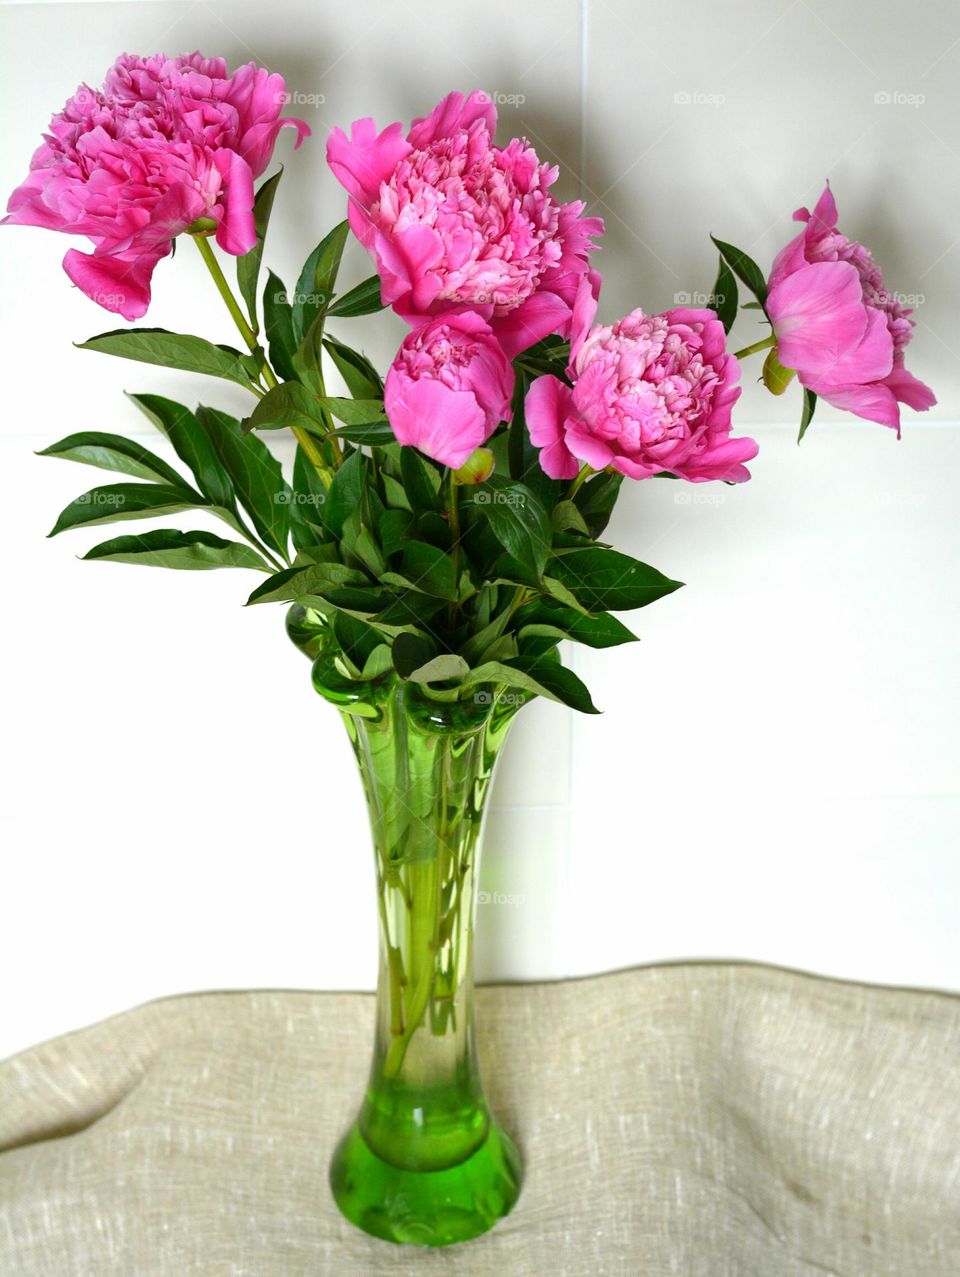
[327,90,603,358]
[4,52,309,320]
[766,183,935,432]
[526,287,755,483]
[384,311,514,469]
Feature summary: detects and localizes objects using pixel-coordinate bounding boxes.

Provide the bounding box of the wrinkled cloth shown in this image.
[1,964,958,1276]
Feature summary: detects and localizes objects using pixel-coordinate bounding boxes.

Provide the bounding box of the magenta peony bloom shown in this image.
[384,311,514,469]
[526,287,755,483]
[766,183,935,432]
[4,52,309,320]
[327,90,603,358]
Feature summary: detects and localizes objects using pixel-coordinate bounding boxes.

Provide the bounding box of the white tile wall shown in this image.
[1,0,957,1057]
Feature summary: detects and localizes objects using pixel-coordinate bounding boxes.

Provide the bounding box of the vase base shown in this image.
[329,1117,521,1247]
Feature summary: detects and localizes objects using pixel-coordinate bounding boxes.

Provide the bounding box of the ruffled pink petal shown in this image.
[492,289,573,360]
[569,270,601,363]
[524,374,580,479]
[883,362,936,412]
[326,117,412,207]
[378,224,446,311]
[805,181,838,237]
[407,90,497,148]
[564,421,617,473]
[803,376,900,431]
[386,376,488,469]
[62,244,168,320]
[674,433,759,483]
[212,149,256,255]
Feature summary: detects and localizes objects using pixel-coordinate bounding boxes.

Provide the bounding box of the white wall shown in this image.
[1,0,957,1058]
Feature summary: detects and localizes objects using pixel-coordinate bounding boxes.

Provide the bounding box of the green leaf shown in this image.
[329,421,396,444]
[464,656,600,714]
[574,471,623,537]
[323,335,384,398]
[292,221,350,343]
[245,382,328,434]
[710,256,738,334]
[78,328,255,388]
[379,509,413,558]
[401,541,457,600]
[549,547,683,612]
[324,448,364,538]
[326,275,386,318]
[333,610,384,673]
[551,499,590,536]
[798,388,817,443]
[37,431,194,490]
[516,600,638,648]
[710,236,768,307]
[83,528,270,571]
[246,559,369,605]
[262,271,298,381]
[289,445,329,551]
[762,346,796,396]
[49,483,200,536]
[319,397,387,426]
[237,168,283,329]
[126,393,238,515]
[194,406,290,558]
[400,448,442,510]
[392,631,437,677]
[407,654,470,684]
[468,476,551,578]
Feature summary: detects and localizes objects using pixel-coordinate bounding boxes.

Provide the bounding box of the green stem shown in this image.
[192,232,335,484]
[447,470,461,626]
[732,334,776,360]
[567,464,594,499]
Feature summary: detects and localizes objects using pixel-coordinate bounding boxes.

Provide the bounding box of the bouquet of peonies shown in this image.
[7,54,935,714]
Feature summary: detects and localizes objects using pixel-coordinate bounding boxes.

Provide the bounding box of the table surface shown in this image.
[2,964,958,1276]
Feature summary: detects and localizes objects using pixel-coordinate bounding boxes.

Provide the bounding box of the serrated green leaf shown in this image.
[83,528,270,571]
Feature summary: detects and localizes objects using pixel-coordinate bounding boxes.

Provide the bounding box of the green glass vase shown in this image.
[288,605,524,1247]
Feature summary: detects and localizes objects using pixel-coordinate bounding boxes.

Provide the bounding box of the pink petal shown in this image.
[524,375,580,479]
[62,245,168,320]
[803,377,900,431]
[569,270,601,363]
[407,90,497,148]
[387,377,488,469]
[326,118,411,207]
[883,363,936,412]
[768,261,893,382]
[493,289,573,359]
[212,150,256,255]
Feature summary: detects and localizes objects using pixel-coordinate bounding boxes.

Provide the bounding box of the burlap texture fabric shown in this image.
[1,964,958,1275]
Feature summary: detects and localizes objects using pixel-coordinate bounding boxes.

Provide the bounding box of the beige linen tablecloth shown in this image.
[1,964,958,1276]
